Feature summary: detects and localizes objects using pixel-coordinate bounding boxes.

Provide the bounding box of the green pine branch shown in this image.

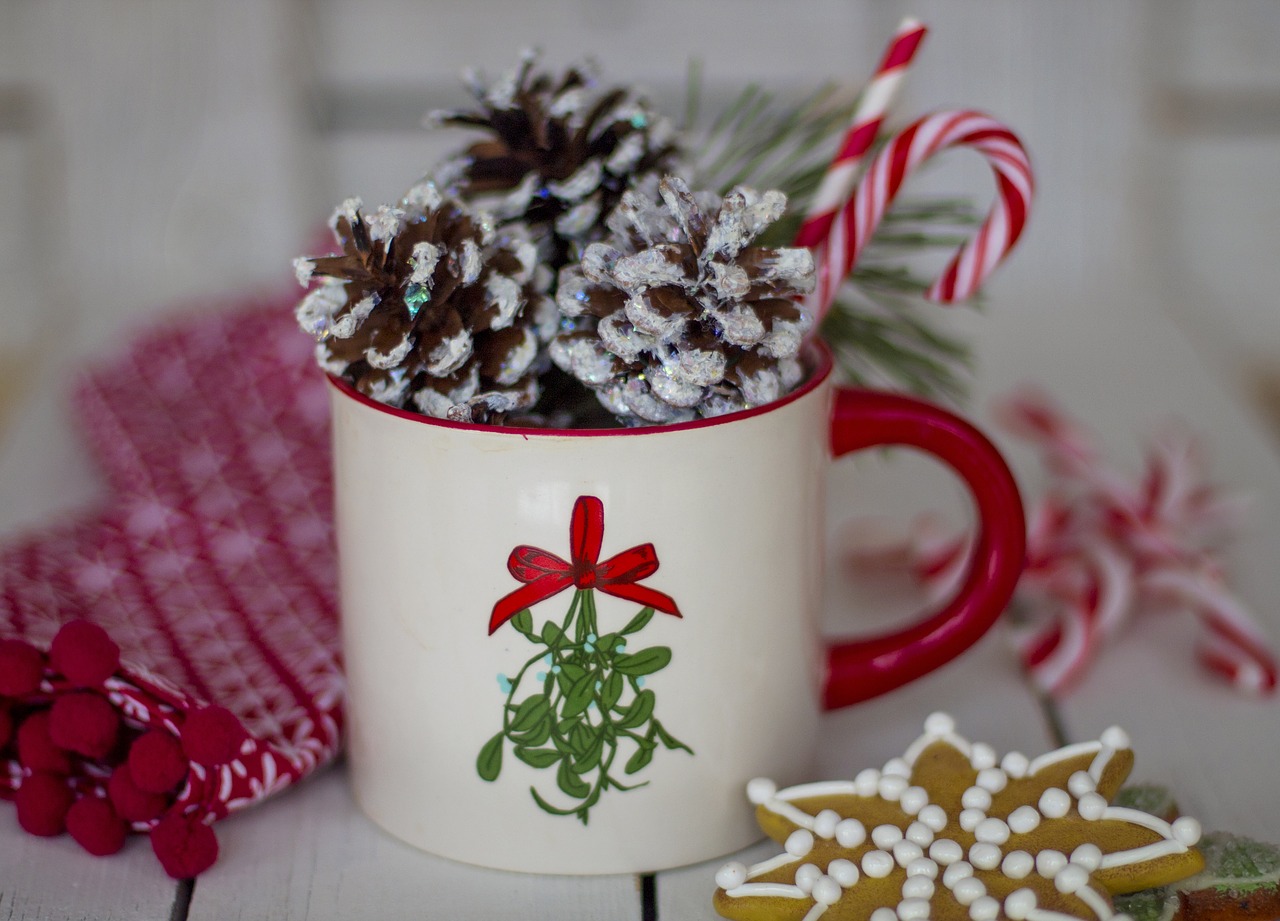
[690,80,983,402]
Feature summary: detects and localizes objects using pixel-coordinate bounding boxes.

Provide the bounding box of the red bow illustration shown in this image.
[489,496,682,634]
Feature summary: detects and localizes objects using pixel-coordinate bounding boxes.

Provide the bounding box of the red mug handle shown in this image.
[823,387,1026,710]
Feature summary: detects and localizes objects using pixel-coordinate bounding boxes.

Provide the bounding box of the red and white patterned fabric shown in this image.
[0,291,342,876]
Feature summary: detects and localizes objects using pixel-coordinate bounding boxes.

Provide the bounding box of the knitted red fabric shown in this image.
[0,293,343,878]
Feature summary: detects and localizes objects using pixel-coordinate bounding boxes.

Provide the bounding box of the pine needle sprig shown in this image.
[691,81,983,401]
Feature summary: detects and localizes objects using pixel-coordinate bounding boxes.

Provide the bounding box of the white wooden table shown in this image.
[2,269,1279,920]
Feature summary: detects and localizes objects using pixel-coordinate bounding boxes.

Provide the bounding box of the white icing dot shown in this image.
[924,712,956,736]
[893,840,924,867]
[872,824,904,850]
[1173,816,1203,846]
[795,863,822,893]
[746,778,777,804]
[813,809,840,839]
[952,875,986,905]
[715,861,747,889]
[959,808,985,832]
[969,843,1002,870]
[1078,792,1107,821]
[899,786,929,816]
[878,775,909,801]
[1002,850,1035,879]
[862,850,895,879]
[969,895,1001,921]
[871,909,898,921]
[1039,788,1072,819]
[898,898,931,920]
[827,858,859,887]
[975,817,1011,845]
[905,821,934,847]
[882,757,911,778]
[976,768,1007,793]
[1005,889,1038,920]
[1055,864,1090,894]
[962,786,993,811]
[943,861,974,889]
[854,768,881,797]
[1100,726,1130,750]
[1007,805,1041,834]
[1071,844,1103,871]
[812,876,842,906]
[1002,752,1030,778]
[971,743,998,771]
[836,818,867,848]
[931,839,965,866]
[785,829,815,857]
[918,804,948,832]
[1068,770,1096,798]
[906,857,938,879]
[1037,850,1068,878]
[902,876,935,900]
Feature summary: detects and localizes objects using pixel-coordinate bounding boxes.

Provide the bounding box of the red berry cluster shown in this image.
[0,621,247,878]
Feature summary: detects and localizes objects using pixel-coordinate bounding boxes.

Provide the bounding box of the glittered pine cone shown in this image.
[550,176,816,425]
[431,50,682,271]
[294,181,556,424]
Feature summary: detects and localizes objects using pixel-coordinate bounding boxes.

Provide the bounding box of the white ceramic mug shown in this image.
[331,343,1024,874]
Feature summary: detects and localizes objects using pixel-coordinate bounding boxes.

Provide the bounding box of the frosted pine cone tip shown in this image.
[550,176,815,425]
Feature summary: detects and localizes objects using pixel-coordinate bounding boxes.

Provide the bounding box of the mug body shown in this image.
[332,359,832,874]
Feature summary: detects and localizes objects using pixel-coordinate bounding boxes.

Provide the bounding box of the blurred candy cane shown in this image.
[807,110,1034,321]
[793,18,928,249]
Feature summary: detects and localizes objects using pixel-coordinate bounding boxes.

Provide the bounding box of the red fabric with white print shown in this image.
[846,389,1278,697]
[0,291,341,877]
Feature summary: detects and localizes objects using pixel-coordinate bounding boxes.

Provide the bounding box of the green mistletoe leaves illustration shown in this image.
[478,495,692,823]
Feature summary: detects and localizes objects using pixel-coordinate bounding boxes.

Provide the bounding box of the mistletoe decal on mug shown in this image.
[477,495,692,823]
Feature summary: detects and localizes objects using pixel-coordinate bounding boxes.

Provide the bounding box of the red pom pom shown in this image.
[181,706,245,766]
[50,620,120,687]
[128,729,188,793]
[49,692,121,760]
[15,772,74,836]
[0,705,12,749]
[16,710,73,774]
[150,812,219,879]
[66,795,128,856]
[108,766,169,823]
[0,639,45,696]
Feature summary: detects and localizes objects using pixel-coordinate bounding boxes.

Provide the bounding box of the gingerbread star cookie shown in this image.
[712,713,1204,921]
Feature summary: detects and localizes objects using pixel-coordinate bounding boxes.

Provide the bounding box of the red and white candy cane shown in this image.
[807,110,1034,321]
[793,18,927,249]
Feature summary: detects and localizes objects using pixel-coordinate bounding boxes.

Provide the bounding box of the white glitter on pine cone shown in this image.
[547,85,587,119]
[367,205,406,244]
[351,295,377,323]
[314,342,346,376]
[550,338,617,386]
[662,344,726,388]
[646,364,706,408]
[548,159,604,203]
[292,257,315,286]
[499,173,540,220]
[555,268,593,318]
[402,179,444,212]
[580,244,620,284]
[413,386,454,419]
[494,327,540,386]
[555,196,602,240]
[485,274,522,330]
[605,132,645,175]
[330,314,358,339]
[426,328,474,377]
[598,312,656,363]
[455,238,483,285]
[532,294,559,342]
[759,315,807,360]
[511,239,538,281]
[365,334,414,370]
[613,246,688,290]
[365,369,411,405]
[619,377,694,424]
[296,282,346,341]
[738,366,783,406]
[624,294,687,342]
[711,303,767,348]
[709,261,751,299]
[408,241,441,288]
[328,197,363,232]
